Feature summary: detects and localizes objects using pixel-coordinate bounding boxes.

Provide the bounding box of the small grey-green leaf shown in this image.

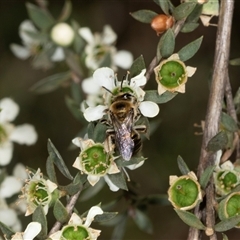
[186,4,203,23]
[130,55,146,78]
[199,165,215,189]
[178,36,203,61]
[147,194,170,206]
[133,209,153,234]
[0,221,15,239]
[65,96,84,121]
[130,10,158,23]
[158,29,175,59]
[177,155,190,175]
[30,71,71,94]
[206,131,228,152]
[221,112,238,132]
[153,0,170,15]
[47,139,73,180]
[181,22,199,33]
[222,233,229,240]
[93,122,107,143]
[111,213,127,240]
[229,58,240,66]
[172,2,197,21]
[53,199,69,223]
[46,156,57,183]
[26,3,55,30]
[120,156,146,167]
[144,90,177,104]
[58,0,72,22]
[94,212,118,223]
[175,209,206,230]
[214,215,240,232]
[107,171,128,191]
[32,206,48,239]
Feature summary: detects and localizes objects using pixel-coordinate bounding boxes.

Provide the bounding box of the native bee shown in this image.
[106,91,147,161]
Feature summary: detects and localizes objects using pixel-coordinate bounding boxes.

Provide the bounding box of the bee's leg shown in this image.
[134,125,147,134]
[105,129,115,153]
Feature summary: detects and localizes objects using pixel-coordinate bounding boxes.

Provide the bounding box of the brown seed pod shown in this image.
[151,14,174,36]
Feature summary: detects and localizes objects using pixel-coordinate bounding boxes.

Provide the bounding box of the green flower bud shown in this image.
[218,192,240,228]
[0,124,7,143]
[168,172,202,210]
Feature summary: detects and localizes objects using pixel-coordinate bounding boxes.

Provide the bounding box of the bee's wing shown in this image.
[110,110,134,161]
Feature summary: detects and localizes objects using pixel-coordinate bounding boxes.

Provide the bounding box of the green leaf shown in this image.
[202,0,219,16]
[206,131,228,152]
[199,165,215,189]
[153,0,170,15]
[129,55,146,78]
[229,58,240,66]
[46,156,58,183]
[222,233,229,240]
[26,3,55,30]
[214,215,240,232]
[94,212,118,223]
[144,90,177,104]
[146,194,170,206]
[130,10,158,23]
[87,122,95,139]
[221,112,238,132]
[47,139,73,180]
[0,221,14,239]
[186,3,203,23]
[172,2,197,21]
[30,71,71,94]
[178,36,203,61]
[32,206,48,239]
[107,171,128,191]
[71,20,85,54]
[70,81,82,104]
[58,0,72,22]
[157,29,175,59]
[175,209,206,230]
[53,199,69,223]
[93,122,107,143]
[181,22,199,33]
[119,156,146,167]
[133,209,153,234]
[177,155,190,175]
[111,213,127,240]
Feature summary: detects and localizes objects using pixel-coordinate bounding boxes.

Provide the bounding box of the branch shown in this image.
[188,1,235,239]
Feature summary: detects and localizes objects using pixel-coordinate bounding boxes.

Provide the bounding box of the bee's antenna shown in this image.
[126,71,130,85]
[120,71,130,90]
[102,86,113,95]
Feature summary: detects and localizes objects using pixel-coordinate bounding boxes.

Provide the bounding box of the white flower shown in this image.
[0,98,38,166]
[10,222,41,240]
[0,163,27,198]
[51,22,75,46]
[79,25,133,70]
[20,168,58,216]
[72,137,120,191]
[49,206,103,240]
[83,67,159,122]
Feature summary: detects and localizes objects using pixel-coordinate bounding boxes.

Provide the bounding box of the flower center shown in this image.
[81,145,111,175]
[159,60,186,88]
[28,181,50,207]
[218,171,238,192]
[226,194,240,227]
[62,226,90,240]
[171,178,199,207]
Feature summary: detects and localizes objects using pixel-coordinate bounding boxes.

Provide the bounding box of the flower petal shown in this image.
[102,25,117,45]
[0,141,13,166]
[82,77,101,95]
[49,231,62,240]
[0,208,18,227]
[87,174,100,186]
[130,69,147,87]
[126,160,144,170]
[0,98,19,123]
[83,105,107,122]
[72,157,83,171]
[19,20,38,45]
[79,27,94,44]
[9,124,37,145]
[51,47,65,62]
[113,50,133,69]
[93,67,115,91]
[139,101,159,118]
[13,163,27,180]
[9,44,31,59]
[157,84,167,95]
[84,206,103,227]
[186,66,197,77]
[23,222,42,240]
[104,175,119,192]
[0,176,22,198]
[108,161,120,174]
[69,212,83,225]
[176,83,186,93]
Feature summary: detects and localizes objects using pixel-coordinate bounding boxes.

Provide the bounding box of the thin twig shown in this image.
[48,189,82,236]
[188,1,235,240]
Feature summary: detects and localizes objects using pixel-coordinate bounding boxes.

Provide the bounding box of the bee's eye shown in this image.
[123,93,132,99]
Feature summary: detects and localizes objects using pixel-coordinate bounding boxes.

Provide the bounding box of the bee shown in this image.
[106,91,146,161]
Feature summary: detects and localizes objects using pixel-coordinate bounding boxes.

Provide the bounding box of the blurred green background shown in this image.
[1,0,240,239]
